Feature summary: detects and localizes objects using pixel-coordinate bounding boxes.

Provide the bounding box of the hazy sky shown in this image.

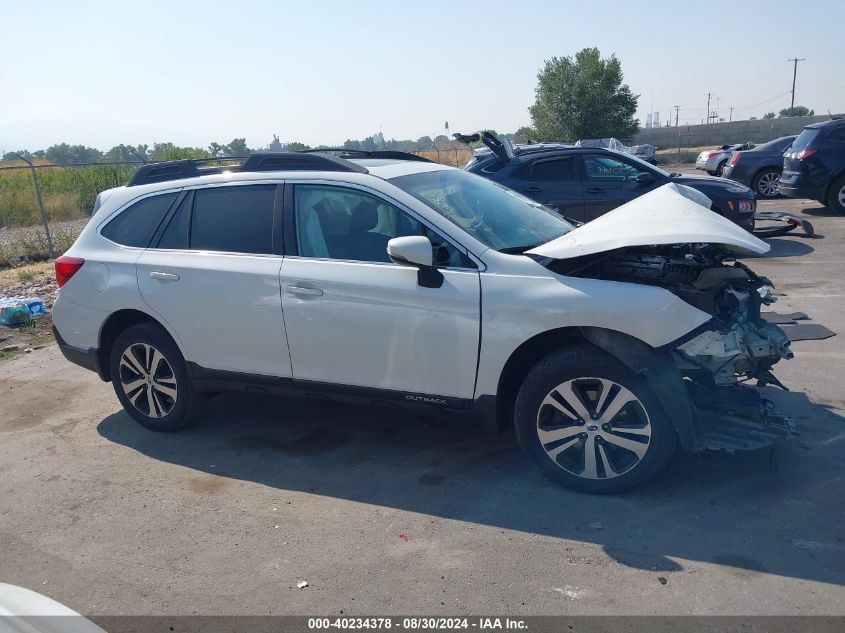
[2,0,844,152]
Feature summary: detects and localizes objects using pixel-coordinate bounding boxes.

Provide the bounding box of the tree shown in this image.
[778,106,814,117]
[416,136,434,150]
[104,144,148,162]
[528,48,639,142]
[343,139,361,150]
[225,138,249,156]
[208,142,226,157]
[763,112,776,119]
[45,143,103,164]
[514,126,537,143]
[360,136,377,151]
[284,141,311,152]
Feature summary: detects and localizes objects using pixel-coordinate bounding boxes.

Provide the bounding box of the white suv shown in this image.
[53,151,795,492]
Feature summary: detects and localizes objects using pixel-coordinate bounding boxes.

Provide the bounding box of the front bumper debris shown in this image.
[689,382,797,451]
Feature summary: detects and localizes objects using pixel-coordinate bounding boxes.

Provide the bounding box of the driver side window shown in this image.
[583,155,640,182]
[293,185,474,268]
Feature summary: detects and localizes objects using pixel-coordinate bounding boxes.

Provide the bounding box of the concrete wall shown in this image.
[630,114,842,149]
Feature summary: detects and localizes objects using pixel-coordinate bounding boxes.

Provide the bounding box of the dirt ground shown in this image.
[0,262,57,361]
[0,195,843,616]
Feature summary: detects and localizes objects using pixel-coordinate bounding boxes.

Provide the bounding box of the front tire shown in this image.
[752,168,782,199]
[109,323,204,432]
[514,346,677,493]
[826,175,845,215]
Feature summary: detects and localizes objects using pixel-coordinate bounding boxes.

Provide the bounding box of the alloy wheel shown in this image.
[118,343,178,418]
[757,172,781,197]
[536,377,651,480]
[839,184,845,208]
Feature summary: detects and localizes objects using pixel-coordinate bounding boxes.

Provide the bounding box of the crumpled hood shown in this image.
[527,183,769,260]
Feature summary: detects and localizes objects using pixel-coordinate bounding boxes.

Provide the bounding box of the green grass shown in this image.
[15,268,34,282]
[0,163,138,228]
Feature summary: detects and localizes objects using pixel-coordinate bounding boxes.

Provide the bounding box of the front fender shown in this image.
[475,272,710,402]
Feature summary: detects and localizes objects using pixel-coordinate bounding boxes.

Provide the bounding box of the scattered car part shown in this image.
[752,211,815,239]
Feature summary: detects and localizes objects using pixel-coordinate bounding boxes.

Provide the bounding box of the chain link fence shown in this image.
[0,144,474,268]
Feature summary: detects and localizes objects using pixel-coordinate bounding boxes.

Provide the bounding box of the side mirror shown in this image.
[635,172,656,184]
[387,236,443,288]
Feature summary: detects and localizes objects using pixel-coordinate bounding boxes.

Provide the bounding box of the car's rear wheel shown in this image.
[110,323,204,432]
[514,346,677,493]
[753,168,782,199]
[715,160,728,177]
[826,175,845,214]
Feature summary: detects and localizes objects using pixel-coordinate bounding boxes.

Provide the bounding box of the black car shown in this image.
[780,118,845,213]
[721,135,796,200]
[463,132,756,230]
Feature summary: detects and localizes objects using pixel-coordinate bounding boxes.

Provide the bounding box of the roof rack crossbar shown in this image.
[127,151,368,187]
[300,148,434,163]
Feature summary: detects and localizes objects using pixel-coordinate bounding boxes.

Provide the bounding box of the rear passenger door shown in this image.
[136,182,292,378]
[518,156,585,223]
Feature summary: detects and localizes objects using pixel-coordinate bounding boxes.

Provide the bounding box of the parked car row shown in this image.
[695,143,755,176]
[54,148,795,493]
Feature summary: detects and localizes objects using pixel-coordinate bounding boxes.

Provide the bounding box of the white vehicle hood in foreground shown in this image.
[0,583,106,632]
[527,183,769,260]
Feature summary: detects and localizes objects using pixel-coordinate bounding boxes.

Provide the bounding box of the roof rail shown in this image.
[127,151,368,187]
[300,148,434,163]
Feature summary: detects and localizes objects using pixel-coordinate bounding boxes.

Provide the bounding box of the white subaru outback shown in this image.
[52,151,795,492]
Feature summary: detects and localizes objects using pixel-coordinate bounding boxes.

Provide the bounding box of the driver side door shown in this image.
[579,153,661,221]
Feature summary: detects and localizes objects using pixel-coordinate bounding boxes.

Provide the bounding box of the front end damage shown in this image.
[553,245,798,452]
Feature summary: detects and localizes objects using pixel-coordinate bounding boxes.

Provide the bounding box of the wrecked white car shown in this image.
[54,153,794,493]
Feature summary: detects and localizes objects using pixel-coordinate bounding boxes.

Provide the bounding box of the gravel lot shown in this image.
[0,194,843,616]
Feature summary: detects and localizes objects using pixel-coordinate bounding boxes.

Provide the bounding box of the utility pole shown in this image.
[11,153,54,259]
[729,106,734,122]
[673,105,680,127]
[788,57,806,111]
[705,93,711,124]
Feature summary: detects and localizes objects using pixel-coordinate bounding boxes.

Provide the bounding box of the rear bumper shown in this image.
[779,183,826,200]
[53,326,106,380]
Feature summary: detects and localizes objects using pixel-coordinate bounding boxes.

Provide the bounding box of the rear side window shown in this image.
[101,192,178,247]
[828,127,845,142]
[528,157,574,180]
[190,185,275,254]
[791,128,821,151]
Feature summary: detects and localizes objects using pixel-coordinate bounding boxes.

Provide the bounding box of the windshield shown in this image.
[609,150,671,177]
[389,169,573,252]
[792,128,820,151]
[753,137,795,152]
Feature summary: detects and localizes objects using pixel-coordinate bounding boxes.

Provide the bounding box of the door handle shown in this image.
[149,271,180,281]
[586,187,605,194]
[285,285,323,297]
[523,186,543,193]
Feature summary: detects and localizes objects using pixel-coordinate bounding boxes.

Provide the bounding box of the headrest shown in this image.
[350,201,379,232]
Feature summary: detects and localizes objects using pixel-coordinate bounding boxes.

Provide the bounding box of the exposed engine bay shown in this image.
[547,244,797,450]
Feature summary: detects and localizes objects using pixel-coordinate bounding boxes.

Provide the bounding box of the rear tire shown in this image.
[514,345,677,493]
[109,323,205,432]
[715,160,728,177]
[752,168,782,199]
[826,175,845,214]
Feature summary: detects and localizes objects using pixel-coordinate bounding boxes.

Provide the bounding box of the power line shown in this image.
[734,90,792,112]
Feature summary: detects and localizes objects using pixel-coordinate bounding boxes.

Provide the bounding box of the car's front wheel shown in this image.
[109,322,204,432]
[514,346,677,493]
[826,174,845,215]
[753,168,782,199]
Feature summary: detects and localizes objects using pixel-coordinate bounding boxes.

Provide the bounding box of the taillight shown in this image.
[707,152,721,159]
[795,148,817,160]
[729,153,740,166]
[55,256,85,288]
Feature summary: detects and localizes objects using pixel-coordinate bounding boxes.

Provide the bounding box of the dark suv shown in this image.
[780,118,845,213]
[463,132,756,230]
